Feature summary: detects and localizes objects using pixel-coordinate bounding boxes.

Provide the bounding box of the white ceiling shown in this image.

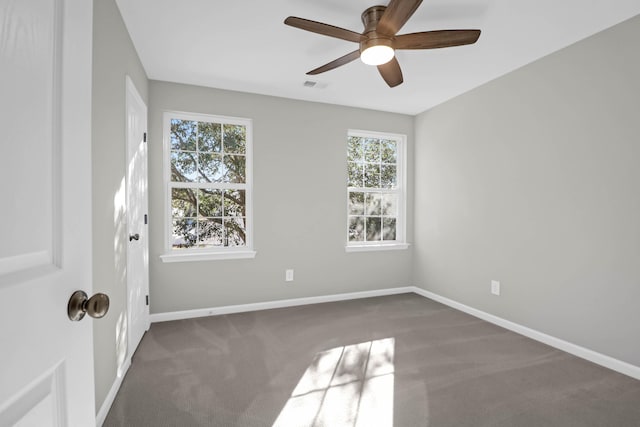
[115,0,640,115]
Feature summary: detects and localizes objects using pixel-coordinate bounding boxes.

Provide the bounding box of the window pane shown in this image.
[198,189,222,217]
[381,140,397,163]
[364,139,381,162]
[365,193,382,215]
[364,163,381,188]
[348,162,363,188]
[171,188,196,217]
[347,131,403,246]
[348,216,365,242]
[197,218,223,247]
[224,190,246,217]
[171,151,198,182]
[172,218,197,248]
[170,119,197,151]
[366,217,382,241]
[381,193,397,216]
[347,136,363,161]
[224,218,246,246]
[197,153,223,182]
[224,155,246,183]
[348,192,365,215]
[380,164,397,188]
[168,114,252,253]
[198,122,221,152]
[223,124,246,154]
[383,218,396,241]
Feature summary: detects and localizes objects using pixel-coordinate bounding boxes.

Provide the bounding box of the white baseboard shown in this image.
[150,286,415,323]
[96,357,131,427]
[412,287,640,381]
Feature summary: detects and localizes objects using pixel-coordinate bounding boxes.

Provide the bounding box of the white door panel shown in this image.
[126,76,150,358]
[0,0,95,425]
[0,0,56,272]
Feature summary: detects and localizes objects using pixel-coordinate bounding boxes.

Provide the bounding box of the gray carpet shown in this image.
[104,293,640,426]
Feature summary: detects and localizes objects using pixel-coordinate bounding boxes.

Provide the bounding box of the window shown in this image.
[160,112,255,262]
[346,130,407,252]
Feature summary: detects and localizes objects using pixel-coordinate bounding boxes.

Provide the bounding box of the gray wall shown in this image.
[148,82,414,313]
[92,0,148,411]
[413,15,640,367]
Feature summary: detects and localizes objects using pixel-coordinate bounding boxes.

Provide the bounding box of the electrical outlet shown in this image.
[285,269,294,282]
[491,280,500,296]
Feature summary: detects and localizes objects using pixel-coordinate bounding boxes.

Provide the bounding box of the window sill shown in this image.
[345,243,410,253]
[160,250,257,263]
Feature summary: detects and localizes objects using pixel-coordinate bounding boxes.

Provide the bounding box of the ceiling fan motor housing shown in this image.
[361,5,387,32]
[360,35,394,54]
[360,5,394,54]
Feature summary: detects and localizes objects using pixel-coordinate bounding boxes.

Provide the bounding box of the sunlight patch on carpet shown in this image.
[273,338,395,427]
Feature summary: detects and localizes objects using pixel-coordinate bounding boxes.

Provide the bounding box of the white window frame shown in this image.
[346,129,409,252]
[160,111,255,262]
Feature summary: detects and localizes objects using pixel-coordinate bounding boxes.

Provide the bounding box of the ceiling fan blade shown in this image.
[377,57,403,87]
[377,0,423,35]
[284,17,361,43]
[307,50,361,75]
[394,30,481,50]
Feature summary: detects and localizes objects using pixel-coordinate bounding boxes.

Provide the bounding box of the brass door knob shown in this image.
[67,291,110,321]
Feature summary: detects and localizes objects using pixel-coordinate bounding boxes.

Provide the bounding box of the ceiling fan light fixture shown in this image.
[360,36,394,66]
[360,44,395,66]
[285,0,482,87]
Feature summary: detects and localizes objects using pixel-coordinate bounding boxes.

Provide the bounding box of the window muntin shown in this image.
[347,131,405,246]
[164,112,252,256]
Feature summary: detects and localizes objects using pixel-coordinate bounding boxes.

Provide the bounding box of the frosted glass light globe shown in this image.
[360,45,394,66]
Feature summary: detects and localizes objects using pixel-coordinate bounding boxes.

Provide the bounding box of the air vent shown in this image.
[302,80,328,89]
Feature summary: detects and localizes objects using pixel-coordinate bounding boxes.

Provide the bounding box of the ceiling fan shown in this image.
[284,0,481,87]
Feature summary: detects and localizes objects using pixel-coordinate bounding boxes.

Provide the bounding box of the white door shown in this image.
[125,76,150,357]
[0,0,96,426]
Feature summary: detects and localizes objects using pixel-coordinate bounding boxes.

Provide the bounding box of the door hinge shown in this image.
[143,132,147,142]
[144,214,148,225]
[146,295,149,306]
